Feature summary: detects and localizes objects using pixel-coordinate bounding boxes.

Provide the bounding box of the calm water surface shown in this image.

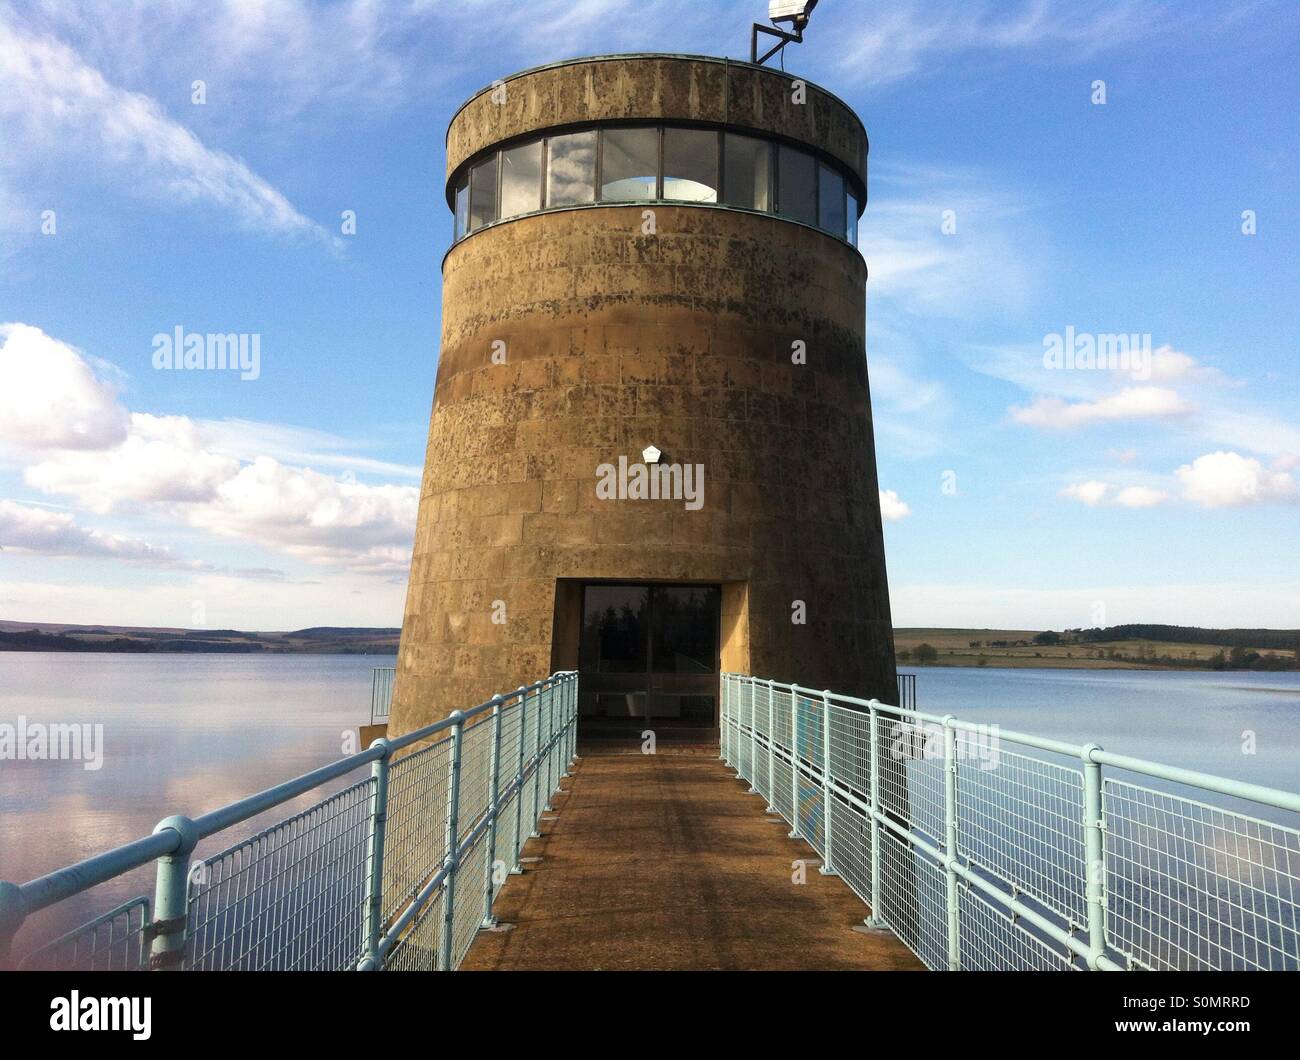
[0,653,393,952]
[911,666,1300,794]
[1,655,1296,955]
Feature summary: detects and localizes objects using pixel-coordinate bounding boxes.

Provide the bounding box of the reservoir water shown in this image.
[1,654,1296,960]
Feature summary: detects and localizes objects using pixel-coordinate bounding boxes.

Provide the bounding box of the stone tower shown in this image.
[389,53,895,741]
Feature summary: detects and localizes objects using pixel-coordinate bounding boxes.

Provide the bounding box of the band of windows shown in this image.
[452,125,862,245]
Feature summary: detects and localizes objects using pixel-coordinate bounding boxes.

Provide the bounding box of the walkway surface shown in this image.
[461,747,923,971]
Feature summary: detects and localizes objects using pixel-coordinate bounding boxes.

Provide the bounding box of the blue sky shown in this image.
[1,0,1297,631]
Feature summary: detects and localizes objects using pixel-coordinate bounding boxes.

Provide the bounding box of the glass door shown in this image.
[578,583,720,730]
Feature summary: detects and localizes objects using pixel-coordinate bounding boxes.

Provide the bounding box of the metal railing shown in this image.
[371,666,396,725]
[0,672,578,971]
[720,673,1300,971]
[896,672,916,711]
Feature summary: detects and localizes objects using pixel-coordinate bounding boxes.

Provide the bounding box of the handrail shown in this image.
[1,672,580,970]
[719,672,1300,972]
[751,674,1300,815]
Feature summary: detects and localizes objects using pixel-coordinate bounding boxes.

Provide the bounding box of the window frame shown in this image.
[543,128,598,210]
[661,126,721,204]
[817,161,847,240]
[467,152,500,232]
[722,131,774,213]
[499,137,545,220]
[452,123,862,246]
[597,125,662,203]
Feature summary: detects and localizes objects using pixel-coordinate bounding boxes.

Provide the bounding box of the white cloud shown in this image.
[198,419,421,480]
[879,489,912,522]
[1061,480,1110,506]
[830,0,1161,89]
[25,413,240,511]
[27,419,418,574]
[1175,451,1298,508]
[8,0,717,125]
[0,15,331,242]
[0,499,196,566]
[1011,387,1191,429]
[1141,345,1235,385]
[864,164,1038,319]
[1061,481,1169,509]
[0,323,129,450]
[12,324,418,574]
[191,457,417,575]
[1113,485,1169,508]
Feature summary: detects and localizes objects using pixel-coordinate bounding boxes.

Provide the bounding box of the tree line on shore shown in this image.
[899,624,1300,671]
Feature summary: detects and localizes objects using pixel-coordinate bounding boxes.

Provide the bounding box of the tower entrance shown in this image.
[577,582,721,738]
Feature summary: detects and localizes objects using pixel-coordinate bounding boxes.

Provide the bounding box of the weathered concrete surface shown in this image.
[391,203,897,733]
[460,750,922,971]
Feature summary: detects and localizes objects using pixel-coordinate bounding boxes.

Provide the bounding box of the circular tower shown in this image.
[390,53,896,741]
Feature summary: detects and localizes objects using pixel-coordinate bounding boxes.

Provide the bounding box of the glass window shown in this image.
[777,145,817,226]
[581,585,649,674]
[723,133,771,211]
[600,127,659,200]
[663,127,718,203]
[469,155,498,230]
[454,176,469,240]
[500,140,542,218]
[546,130,597,207]
[651,586,720,674]
[845,187,860,244]
[818,163,846,236]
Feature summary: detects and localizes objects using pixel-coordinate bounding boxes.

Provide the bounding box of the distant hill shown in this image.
[0,620,399,654]
[895,625,1299,671]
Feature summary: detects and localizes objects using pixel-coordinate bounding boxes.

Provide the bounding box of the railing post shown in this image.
[1082,743,1107,969]
[720,674,729,762]
[561,676,573,777]
[362,738,392,965]
[942,716,960,970]
[530,683,544,838]
[0,882,25,969]
[764,680,777,810]
[819,690,835,876]
[747,676,759,794]
[865,699,884,928]
[149,814,199,969]
[570,673,578,763]
[788,683,802,839]
[569,673,580,765]
[511,687,528,874]
[438,710,465,971]
[481,697,504,928]
[541,682,554,812]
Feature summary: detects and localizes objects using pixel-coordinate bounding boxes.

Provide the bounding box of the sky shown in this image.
[0,0,1297,632]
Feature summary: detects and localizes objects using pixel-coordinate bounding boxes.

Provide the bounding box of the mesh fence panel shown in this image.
[828,795,872,904]
[957,743,1087,927]
[18,896,151,971]
[878,826,947,971]
[382,738,451,926]
[958,886,1075,971]
[188,779,373,970]
[1104,779,1300,970]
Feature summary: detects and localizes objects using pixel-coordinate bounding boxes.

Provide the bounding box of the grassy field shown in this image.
[894,628,1297,670]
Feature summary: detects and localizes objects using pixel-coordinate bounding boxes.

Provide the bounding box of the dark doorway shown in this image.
[578,582,721,735]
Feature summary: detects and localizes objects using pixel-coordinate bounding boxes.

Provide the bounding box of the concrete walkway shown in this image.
[461,748,923,971]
